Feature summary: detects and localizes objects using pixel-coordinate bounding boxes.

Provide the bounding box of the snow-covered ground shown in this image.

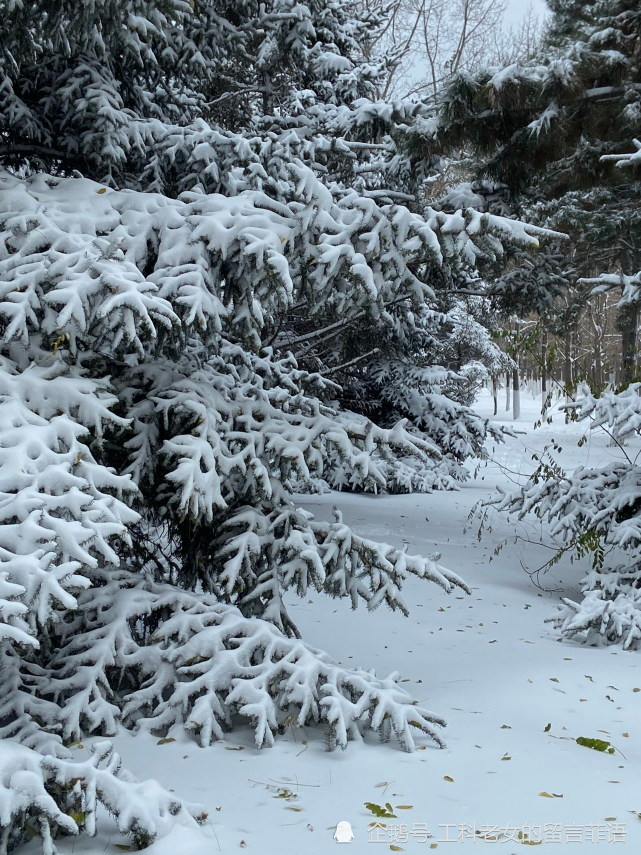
[41,389,641,854]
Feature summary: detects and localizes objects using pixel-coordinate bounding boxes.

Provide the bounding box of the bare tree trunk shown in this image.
[505,372,510,411]
[618,301,638,387]
[541,330,547,409]
[492,375,498,415]
[563,328,573,403]
[512,365,521,420]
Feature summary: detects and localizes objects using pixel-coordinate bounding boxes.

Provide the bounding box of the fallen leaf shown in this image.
[501,753,511,761]
[390,846,404,852]
[544,723,551,732]
[549,677,559,683]
[500,724,512,729]
[97,187,108,194]
[285,806,302,812]
[224,746,245,751]
[396,805,413,810]
[156,738,176,745]
[375,782,390,788]
[443,776,454,782]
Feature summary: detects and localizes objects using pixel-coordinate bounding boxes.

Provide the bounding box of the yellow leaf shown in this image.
[430,845,438,850]
[157,738,176,745]
[390,846,404,852]
[396,805,413,810]
[115,846,132,852]
[69,811,86,825]
[274,789,296,799]
[538,792,553,798]
[285,806,303,812]
[443,776,454,782]
[97,187,108,194]
[605,817,617,822]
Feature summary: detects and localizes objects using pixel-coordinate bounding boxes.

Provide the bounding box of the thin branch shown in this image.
[322,347,381,376]
[276,295,412,349]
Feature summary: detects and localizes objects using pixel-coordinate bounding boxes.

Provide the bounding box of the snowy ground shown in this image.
[40,389,641,854]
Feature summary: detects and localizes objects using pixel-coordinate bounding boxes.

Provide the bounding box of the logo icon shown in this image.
[334,820,354,843]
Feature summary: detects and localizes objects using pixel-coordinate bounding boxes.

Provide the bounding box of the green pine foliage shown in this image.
[0,1,561,850]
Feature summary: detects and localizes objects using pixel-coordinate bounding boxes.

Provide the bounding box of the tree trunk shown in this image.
[512,365,521,420]
[492,375,498,415]
[563,328,573,403]
[541,330,547,410]
[505,372,511,411]
[618,301,638,387]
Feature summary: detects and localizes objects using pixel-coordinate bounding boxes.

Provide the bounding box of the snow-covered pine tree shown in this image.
[431,0,641,353]
[497,141,641,649]
[436,0,641,648]
[0,1,558,849]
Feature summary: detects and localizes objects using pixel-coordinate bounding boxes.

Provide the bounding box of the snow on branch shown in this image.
[580,270,641,306]
[548,585,641,651]
[600,138,641,169]
[564,383,641,440]
[0,357,138,643]
[0,739,205,854]
[41,571,454,752]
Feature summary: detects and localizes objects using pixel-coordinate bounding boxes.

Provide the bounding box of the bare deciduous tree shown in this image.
[363,0,542,99]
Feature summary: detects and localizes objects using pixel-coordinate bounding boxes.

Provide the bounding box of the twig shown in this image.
[209,821,222,852]
[322,347,380,376]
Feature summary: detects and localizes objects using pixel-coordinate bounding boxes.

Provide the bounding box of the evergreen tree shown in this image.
[0,1,556,848]
[433,0,641,647]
